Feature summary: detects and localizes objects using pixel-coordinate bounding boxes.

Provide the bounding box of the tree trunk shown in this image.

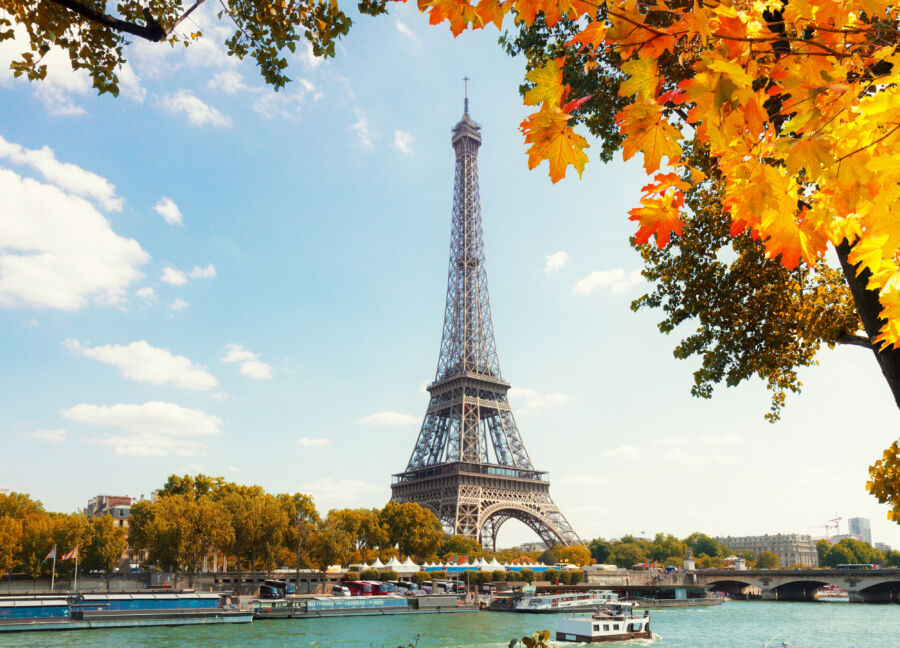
[835,240,900,409]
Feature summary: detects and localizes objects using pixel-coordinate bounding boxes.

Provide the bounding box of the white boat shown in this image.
[556,605,651,643]
[510,590,619,613]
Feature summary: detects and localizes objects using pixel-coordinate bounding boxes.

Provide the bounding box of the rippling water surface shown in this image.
[1,602,896,648]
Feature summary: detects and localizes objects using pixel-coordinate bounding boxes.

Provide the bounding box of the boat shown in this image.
[0,592,252,633]
[620,595,723,609]
[556,604,652,643]
[494,590,619,613]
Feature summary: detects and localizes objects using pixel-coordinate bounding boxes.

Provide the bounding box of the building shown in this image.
[716,534,819,568]
[875,542,892,553]
[828,533,862,545]
[85,495,133,529]
[848,517,872,544]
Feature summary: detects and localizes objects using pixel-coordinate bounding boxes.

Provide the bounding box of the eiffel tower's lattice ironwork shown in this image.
[391,96,582,550]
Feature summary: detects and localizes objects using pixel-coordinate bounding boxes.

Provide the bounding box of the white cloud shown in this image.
[351,108,373,150]
[663,449,737,465]
[0,167,148,310]
[297,437,330,447]
[116,63,147,104]
[0,134,123,211]
[222,343,273,380]
[395,20,421,46]
[508,387,571,414]
[61,401,222,457]
[136,286,156,301]
[661,433,742,445]
[393,130,414,156]
[360,411,419,426]
[161,264,215,285]
[154,197,183,226]
[227,465,242,472]
[558,475,607,487]
[64,339,218,391]
[159,91,232,128]
[300,477,381,508]
[252,91,305,120]
[299,43,323,68]
[602,445,642,460]
[168,298,190,311]
[207,69,251,94]
[189,264,216,279]
[30,429,68,443]
[161,267,188,285]
[544,250,570,275]
[573,268,644,295]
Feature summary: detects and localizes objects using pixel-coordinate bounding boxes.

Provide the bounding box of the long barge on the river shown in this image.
[251,593,478,619]
[0,592,252,632]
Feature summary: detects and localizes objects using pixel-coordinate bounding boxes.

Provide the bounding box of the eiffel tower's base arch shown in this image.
[391,462,582,551]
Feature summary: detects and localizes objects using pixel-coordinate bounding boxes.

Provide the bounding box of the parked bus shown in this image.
[835,564,879,570]
[343,581,375,596]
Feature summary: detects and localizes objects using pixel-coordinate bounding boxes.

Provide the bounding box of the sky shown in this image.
[2,2,900,551]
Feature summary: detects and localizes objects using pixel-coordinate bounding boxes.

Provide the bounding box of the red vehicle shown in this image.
[343,581,375,596]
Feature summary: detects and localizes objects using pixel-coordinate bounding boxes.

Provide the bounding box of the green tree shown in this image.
[360,568,380,580]
[568,569,584,585]
[588,539,612,564]
[648,534,686,563]
[279,492,320,584]
[378,502,442,562]
[538,548,560,565]
[816,539,830,566]
[756,551,781,570]
[823,544,857,567]
[519,568,534,583]
[684,533,723,558]
[608,542,647,568]
[543,568,561,583]
[884,550,900,567]
[6,0,389,97]
[835,538,880,565]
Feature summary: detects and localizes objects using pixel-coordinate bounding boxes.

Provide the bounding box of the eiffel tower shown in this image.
[390,90,582,550]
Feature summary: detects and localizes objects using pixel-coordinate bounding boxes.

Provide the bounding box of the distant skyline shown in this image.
[2,3,900,549]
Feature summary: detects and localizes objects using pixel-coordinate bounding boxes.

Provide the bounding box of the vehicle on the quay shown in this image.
[556,604,651,643]
[493,589,619,613]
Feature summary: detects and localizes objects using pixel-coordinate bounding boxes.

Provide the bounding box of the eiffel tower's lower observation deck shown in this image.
[391,461,579,550]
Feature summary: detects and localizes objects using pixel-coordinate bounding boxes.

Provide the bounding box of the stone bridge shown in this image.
[697,569,900,603]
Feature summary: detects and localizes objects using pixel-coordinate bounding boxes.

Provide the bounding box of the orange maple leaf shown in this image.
[628,188,684,248]
[419,0,478,35]
[616,99,683,173]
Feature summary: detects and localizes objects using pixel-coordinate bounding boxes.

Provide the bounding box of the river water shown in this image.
[0,602,896,648]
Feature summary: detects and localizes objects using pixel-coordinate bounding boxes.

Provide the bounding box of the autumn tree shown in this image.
[556,544,592,566]
[648,533,686,563]
[309,520,352,589]
[5,0,390,95]
[379,501,443,561]
[756,551,781,570]
[328,508,388,562]
[0,515,23,580]
[279,492,320,584]
[395,0,900,524]
[83,514,128,589]
[440,534,483,559]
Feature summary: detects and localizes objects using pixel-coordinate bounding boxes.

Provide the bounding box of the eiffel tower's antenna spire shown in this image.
[463,76,470,115]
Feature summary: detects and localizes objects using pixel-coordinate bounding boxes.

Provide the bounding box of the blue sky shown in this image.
[2,2,900,549]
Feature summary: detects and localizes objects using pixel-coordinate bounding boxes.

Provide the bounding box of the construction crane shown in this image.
[825,516,841,542]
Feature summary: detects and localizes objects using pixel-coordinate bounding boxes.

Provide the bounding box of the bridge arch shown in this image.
[477,502,566,550]
[858,578,900,603]
[705,579,758,598]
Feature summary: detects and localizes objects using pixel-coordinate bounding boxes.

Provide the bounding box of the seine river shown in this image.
[1,602,896,648]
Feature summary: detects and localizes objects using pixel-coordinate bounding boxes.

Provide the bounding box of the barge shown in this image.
[252,593,477,618]
[0,592,251,632]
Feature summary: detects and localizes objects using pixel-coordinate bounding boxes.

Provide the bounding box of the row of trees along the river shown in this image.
[587,533,900,570]
[5,477,900,586]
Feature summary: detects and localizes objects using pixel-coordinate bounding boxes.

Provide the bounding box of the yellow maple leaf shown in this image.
[616,99,682,173]
[618,58,658,101]
[524,59,567,108]
[520,105,590,183]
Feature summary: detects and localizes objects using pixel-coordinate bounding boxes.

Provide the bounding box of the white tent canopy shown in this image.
[371,558,385,569]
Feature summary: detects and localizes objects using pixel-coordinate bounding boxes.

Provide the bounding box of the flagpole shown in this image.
[50,545,56,591]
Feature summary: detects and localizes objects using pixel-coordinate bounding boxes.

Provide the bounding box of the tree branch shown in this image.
[46,0,167,42]
[836,333,873,349]
[835,240,900,411]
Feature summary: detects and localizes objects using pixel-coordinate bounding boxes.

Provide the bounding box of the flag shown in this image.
[61,547,78,561]
[44,547,56,561]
